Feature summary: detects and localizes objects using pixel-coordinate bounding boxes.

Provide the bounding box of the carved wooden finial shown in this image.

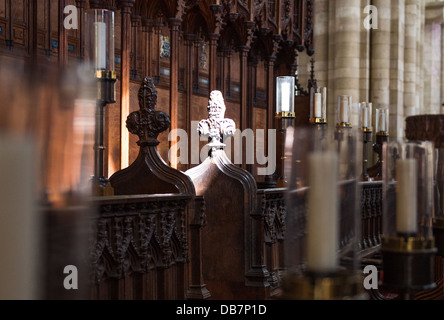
[197,90,236,151]
[126,77,170,146]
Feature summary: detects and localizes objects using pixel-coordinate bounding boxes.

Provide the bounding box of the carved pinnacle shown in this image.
[198,91,236,151]
[126,77,170,146]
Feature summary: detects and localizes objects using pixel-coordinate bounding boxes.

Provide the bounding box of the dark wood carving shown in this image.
[109,77,195,195]
[185,90,270,300]
[258,188,288,297]
[90,193,193,300]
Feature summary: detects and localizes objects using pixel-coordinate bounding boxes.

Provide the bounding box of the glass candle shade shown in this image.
[382,140,437,292]
[284,126,363,277]
[310,87,327,121]
[375,108,389,134]
[84,9,115,73]
[276,76,295,116]
[383,140,435,239]
[359,102,373,131]
[337,96,351,126]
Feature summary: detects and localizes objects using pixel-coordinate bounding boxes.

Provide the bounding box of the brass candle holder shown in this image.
[282,269,367,300]
[362,127,373,181]
[381,236,437,298]
[275,112,295,188]
[92,70,116,196]
[381,140,437,300]
[309,117,327,125]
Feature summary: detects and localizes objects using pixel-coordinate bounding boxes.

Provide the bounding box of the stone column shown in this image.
[405,0,419,117]
[313,0,329,88]
[389,0,405,140]
[371,0,391,129]
[332,0,362,126]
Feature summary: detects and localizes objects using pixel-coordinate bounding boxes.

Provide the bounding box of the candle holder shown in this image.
[336,95,352,129]
[381,140,437,299]
[360,102,373,181]
[275,76,296,187]
[309,87,327,125]
[84,9,116,196]
[283,126,366,300]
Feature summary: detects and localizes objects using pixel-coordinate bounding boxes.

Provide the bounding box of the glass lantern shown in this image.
[84,9,116,104]
[375,108,389,135]
[310,87,327,124]
[282,126,366,300]
[337,96,351,127]
[382,140,437,294]
[359,102,373,132]
[276,76,295,118]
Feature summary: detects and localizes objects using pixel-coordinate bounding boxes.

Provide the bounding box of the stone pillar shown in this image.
[313,0,329,88]
[370,0,391,130]
[389,1,406,140]
[405,0,419,117]
[332,0,362,126]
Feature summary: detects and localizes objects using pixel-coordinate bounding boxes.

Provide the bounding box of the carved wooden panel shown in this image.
[90,193,193,299]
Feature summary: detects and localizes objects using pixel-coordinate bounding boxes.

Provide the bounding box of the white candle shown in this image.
[378,110,387,133]
[0,137,40,299]
[281,82,290,112]
[94,21,107,70]
[340,98,349,123]
[314,93,322,118]
[396,159,418,234]
[307,151,339,273]
[361,103,369,128]
[321,87,327,119]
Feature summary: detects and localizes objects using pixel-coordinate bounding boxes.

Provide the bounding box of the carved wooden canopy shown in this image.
[92,0,315,63]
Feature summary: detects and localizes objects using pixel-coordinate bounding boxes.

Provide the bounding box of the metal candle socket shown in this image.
[381,236,437,293]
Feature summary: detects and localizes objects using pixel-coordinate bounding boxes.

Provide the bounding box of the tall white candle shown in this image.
[307,151,339,273]
[361,103,369,128]
[281,82,290,112]
[378,110,387,133]
[94,21,107,70]
[0,136,40,299]
[396,159,418,234]
[321,87,327,118]
[340,98,349,123]
[314,93,322,118]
